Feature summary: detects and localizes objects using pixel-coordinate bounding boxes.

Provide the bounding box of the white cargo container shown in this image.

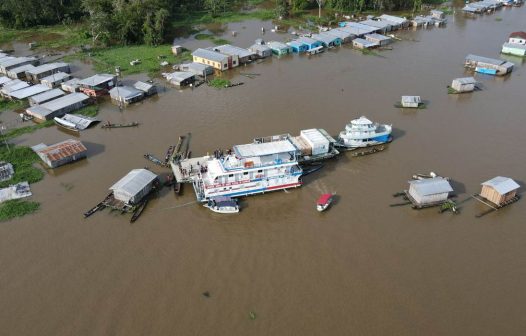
[300,129,330,156]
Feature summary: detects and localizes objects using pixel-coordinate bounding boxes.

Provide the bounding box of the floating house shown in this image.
[0,79,30,97]
[61,78,81,93]
[40,72,71,88]
[109,86,145,105]
[352,38,376,49]
[311,33,342,48]
[501,43,526,57]
[0,56,39,75]
[339,23,377,37]
[25,92,91,121]
[325,29,356,43]
[365,33,392,46]
[32,139,87,168]
[212,44,255,64]
[412,16,434,28]
[462,5,482,13]
[401,96,422,108]
[297,36,323,51]
[29,88,66,106]
[287,39,309,53]
[248,41,272,58]
[180,62,214,77]
[508,31,526,45]
[464,54,514,75]
[267,41,293,56]
[6,64,35,80]
[25,62,70,82]
[451,77,477,93]
[0,162,14,182]
[0,182,32,203]
[378,14,410,29]
[407,177,453,207]
[79,74,117,97]
[431,10,446,20]
[134,81,157,96]
[192,48,238,71]
[8,84,50,100]
[360,19,393,33]
[166,71,195,87]
[109,169,158,205]
[479,176,520,206]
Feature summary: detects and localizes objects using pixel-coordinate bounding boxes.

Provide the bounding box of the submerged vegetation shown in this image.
[0,200,40,222]
[0,99,27,113]
[2,120,54,141]
[208,78,232,88]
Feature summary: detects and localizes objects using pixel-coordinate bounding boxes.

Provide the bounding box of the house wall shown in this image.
[502,46,526,56]
[509,37,526,45]
[43,151,87,168]
[481,185,517,205]
[409,186,448,204]
[452,82,475,92]
[193,56,225,71]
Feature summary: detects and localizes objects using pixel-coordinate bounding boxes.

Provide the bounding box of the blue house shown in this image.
[311,33,342,48]
[287,40,309,53]
[297,37,323,51]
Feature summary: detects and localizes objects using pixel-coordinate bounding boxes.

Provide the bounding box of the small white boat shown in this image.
[204,196,240,214]
[317,193,333,212]
[337,116,392,149]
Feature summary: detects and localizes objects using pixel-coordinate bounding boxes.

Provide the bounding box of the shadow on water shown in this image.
[83,141,105,158]
[449,179,467,195]
[391,128,406,141]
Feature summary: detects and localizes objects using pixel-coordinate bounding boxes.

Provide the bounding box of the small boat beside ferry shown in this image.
[204,196,240,213]
[336,116,392,149]
[317,193,333,212]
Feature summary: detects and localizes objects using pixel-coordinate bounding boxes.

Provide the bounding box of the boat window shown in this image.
[258,170,263,173]
[228,174,233,177]
[243,172,248,175]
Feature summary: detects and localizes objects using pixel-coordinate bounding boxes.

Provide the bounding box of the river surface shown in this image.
[1,5,526,336]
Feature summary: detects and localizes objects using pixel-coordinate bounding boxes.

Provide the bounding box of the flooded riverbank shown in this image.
[1,5,526,336]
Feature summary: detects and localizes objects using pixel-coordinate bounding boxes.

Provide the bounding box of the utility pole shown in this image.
[316,0,325,19]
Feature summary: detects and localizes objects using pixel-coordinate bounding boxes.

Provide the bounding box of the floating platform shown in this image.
[171,156,209,184]
[471,193,520,217]
[404,190,453,209]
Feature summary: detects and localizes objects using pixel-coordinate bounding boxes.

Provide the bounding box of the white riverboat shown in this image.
[186,136,303,202]
[337,116,392,149]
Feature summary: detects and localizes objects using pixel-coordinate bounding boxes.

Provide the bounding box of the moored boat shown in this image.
[317,193,333,212]
[337,116,392,149]
[204,196,240,213]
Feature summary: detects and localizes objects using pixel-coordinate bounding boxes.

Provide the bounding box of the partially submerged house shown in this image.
[508,31,526,45]
[166,71,196,87]
[109,169,158,205]
[8,84,50,100]
[501,43,526,57]
[311,33,342,48]
[451,77,477,93]
[25,92,91,121]
[464,54,514,75]
[32,139,87,168]
[480,176,520,206]
[40,72,71,88]
[248,40,272,58]
[401,96,422,108]
[29,88,65,106]
[25,62,70,82]
[0,56,39,75]
[365,33,392,46]
[297,36,323,51]
[0,79,30,97]
[6,64,35,80]
[180,62,214,77]
[192,48,238,71]
[407,177,453,207]
[267,41,293,56]
[287,39,309,53]
[378,14,410,29]
[79,74,117,96]
[134,81,157,96]
[212,44,256,64]
[325,28,356,43]
[109,86,145,105]
[352,38,377,49]
[360,19,393,33]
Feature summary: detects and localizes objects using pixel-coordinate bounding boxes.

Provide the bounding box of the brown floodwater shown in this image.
[2,6,526,336]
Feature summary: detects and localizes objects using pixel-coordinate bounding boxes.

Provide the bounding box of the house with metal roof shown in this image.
[501,43,526,57]
[352,38,377,49]
[109,169,158,205]
[287,39,309,53]
[192,48,236,71]
[378,14,409,29]
[134,81,157,96]
[0,79,30,97]
[401,96,422,108]
[25,62,70,82]
[0,76,12,87]
[79,74,117,96]
[109,86,144,105]
[297,36,323,51]
[25,92,91,121]
[360,19,393,33]
[32,139,87,168]
[325,29,355,43]
[365,33,392,46]
[464,54,514,75]
[61,78,81,93]
[480,176,520,206]
[248,42,272,58]
[8,84,50,100]
[340,22,380,36]
[508,32,526,45]
[0,57,39,74]
[165,71,196,87]
[451,77,477,93]
[29,88,66,106]
[431,10,445,20]
[212,44,256,64]
[267,41,293,56]
[180,62,214,77]
[6,64,35,80]
[408,177,453,207]
[311,33,342,48]
[40,72,71,88]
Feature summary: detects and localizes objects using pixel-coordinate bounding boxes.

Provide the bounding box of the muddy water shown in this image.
[2,6,526,336]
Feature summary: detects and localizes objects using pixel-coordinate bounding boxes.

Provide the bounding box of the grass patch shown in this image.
[0,146,44,188]
[0,99,27,113]
[208,78,231,88]
[69,45,192,76]
[360,48,379,56]
[172,9,274,31]
[194,33,231,45]
[74,105,99,117]
[0,23,89,50]
[2,120,54,141]
[0,199,40,222]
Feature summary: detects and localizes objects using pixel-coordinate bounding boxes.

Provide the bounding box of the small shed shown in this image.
[29,88,66,106]
[451,77,477,93]
[180,62,214,77]
[364,33,392,46]
[61,78,81,93]
[0,162,14,182]
[267,41,292,56]
[134,81,157,96]
[352,38,376,49]
[40,72,71,88]
[166,71,195,87]
[408,177,453,206]
[248,43,272,58]
[401,96,422,108]
[109,86,144,105]
[480,176,520,206]
[110,169,158,205]
[32,139,87,168]
[8,84,50,100]
[171,45,183,55]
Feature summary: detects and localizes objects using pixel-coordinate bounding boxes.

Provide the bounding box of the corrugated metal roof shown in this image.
[7,64,35,75]
[297,36,319,45]
[109,86,143,99]
[109,169,157,199]
[465,54,507,66]
[267,41,290,50]
[1,80,30,93]
[0,57,37,69]
[379,14,408,24]
[402,96,422,104]
[360,19,392,29]
[9,84,50,99]
[0,57,16,66]
[311,33,339,44]
[249,44,271,52]
[0,76,11,85]
[234,140,297,158]
[134,81,154,92]
[62,78,81,87]
[30,88,65,104]
[325,29,355,39]
[41,92,89,111]
[26,62,69,75]
[365,33,391,41]
[40,72,70,83]
[60,114,99,130]
[213,44,255,58]
[181,62,212,72]
[32,139,87,163]
[353,38,376,47]
[192,48,228,62]
[482,176,519,195]
[409,177,453,196]
[167,71,195,82]
[79,74,115,87]
[453,77,477,85]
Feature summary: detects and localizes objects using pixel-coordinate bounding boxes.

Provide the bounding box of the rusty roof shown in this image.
[510,31,526,40]
[34,139,87,162]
